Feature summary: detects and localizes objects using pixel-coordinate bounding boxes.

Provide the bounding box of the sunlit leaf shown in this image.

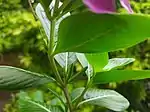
[86,53,108,72]
[55,12,150,54]
[71,87,84,102]
[35,3,50,38]
[103,58,135,71]
[55,52,77,68]
[79,88,129,111]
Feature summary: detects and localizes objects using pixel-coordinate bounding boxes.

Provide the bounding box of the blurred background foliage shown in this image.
[0,0,150,112]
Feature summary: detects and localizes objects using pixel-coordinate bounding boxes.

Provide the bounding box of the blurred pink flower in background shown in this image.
[83,0,133,13]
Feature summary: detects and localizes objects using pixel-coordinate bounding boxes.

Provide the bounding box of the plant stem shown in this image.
[75,71,95,109]
[68,67,88,82]
[48,88,66,106]
[48,2,75,111]
[63,86,74,112]
[54,0,60,13]
[48,20,64,86]
[74,85,88,109]
[48,18,73,112]
[28,0,37,20]
[74,78,93,109]
[57,0,71,14]
[49,20,55,55]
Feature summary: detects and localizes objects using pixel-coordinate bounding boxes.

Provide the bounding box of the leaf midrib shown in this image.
[78,94,123,106]
[55,28,115,54]
[27,100,51,112]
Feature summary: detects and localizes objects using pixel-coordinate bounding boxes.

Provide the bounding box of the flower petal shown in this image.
[120,0,133,13]
[83,0,116,13]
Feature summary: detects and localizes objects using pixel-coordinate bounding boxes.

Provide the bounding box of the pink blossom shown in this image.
[83,0,133,13]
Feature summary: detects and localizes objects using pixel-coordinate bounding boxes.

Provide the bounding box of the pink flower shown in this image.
[83,0,133,13]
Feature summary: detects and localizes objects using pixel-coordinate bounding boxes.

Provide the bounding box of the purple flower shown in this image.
[83,0,133,13]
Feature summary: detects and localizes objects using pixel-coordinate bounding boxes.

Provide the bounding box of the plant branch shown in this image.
[57,0,71,14]
[28,0,37,20]
[48,20,64,86]
[75,71,95,108]
[68,67,88,82]
[74,77,93,109]
[54,0,60,13]
[47,2,74,111]
[74,84,89,109]
[48,88,66,106]
[49,20,55,54]
[63,86,74,112]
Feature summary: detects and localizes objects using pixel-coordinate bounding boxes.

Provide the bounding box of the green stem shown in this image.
[49,20,55,54]
[74,77,93,109]
[68,67,88,83]
[75,71,95,109]
[48,20,64,86]
[74,84,89,109]
[64,52,69,84]
[63,86,74,112]
[54,0,60,12]
[66,64,74,82]
[28,0,37,20]
[57,0,71,14]
[48,3,74,111]
[48,18,73,112]
[48,88,66,106]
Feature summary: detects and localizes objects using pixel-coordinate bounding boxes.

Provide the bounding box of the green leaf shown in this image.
[30,90,44,103]
[76,53,93,81]
[55,52,77,68]
[63,0,83,13]
[36,3,50,38]
[18,91,29,99]
[79,88,129,111]
[39,0,52,10]
[50,106,63,112]
[0,66,54,90]
[51,97,65,111]
[55,12,150,54]
[19,98,51,112]
[94,70,150,84]
[51,98,62,106]
[71,87,84,102]
[86,53,108,72]
[103,58,135,71]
